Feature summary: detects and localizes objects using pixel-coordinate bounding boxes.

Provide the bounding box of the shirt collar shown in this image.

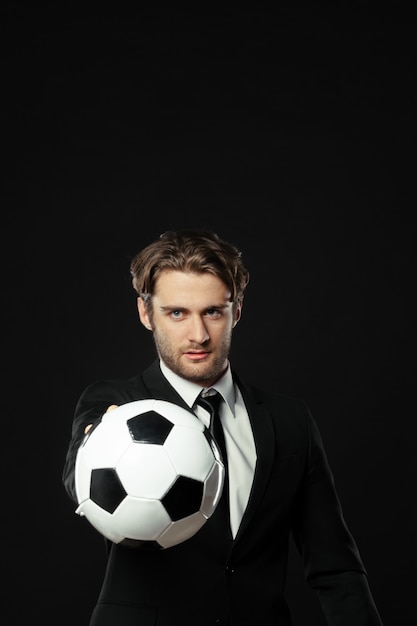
[159,359,236,417]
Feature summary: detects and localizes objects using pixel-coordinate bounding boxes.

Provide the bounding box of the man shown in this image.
[63,229,383,625]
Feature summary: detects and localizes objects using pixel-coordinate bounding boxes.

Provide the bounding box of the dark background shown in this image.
[3,3,415,625]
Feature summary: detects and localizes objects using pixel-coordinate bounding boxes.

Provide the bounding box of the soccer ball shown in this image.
[74,399,225,549]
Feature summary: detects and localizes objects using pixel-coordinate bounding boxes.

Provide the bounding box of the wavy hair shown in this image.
[130,229,250,309]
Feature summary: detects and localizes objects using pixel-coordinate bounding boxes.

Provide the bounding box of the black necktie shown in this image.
[196,391,229,510]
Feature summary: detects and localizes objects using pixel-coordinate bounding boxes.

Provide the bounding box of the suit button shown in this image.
[225,565,236,575]
[214,620,224,625]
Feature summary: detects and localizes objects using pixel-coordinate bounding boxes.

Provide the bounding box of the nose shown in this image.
[187,315,209,345]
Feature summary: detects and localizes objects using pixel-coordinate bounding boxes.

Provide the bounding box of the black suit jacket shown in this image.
[63,360,383,626]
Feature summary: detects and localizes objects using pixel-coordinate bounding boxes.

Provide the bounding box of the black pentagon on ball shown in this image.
[127,411,173,444]
[162,476,204,521]
[90,467,127,513]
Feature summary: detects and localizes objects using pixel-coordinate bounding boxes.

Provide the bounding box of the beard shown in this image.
[152,328,232,385]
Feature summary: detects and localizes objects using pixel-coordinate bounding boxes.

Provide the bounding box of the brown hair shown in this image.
[130,229,250,307]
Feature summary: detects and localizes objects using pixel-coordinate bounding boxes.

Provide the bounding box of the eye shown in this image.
[205,308,221,319]
[170,310,184,319]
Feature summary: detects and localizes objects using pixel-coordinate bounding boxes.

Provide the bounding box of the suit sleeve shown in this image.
[291,405,383,625]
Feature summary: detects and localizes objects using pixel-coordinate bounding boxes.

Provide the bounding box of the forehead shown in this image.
[154,270,231,304]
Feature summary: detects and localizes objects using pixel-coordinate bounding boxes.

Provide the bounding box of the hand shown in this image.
[84,404,119,434]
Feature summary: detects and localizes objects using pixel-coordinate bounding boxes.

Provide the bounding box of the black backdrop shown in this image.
[3,4,415,625]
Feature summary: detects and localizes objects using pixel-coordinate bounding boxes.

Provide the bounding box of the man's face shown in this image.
[137,270,241,387]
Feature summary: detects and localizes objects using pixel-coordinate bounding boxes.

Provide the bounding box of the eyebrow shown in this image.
[159,303,230,312]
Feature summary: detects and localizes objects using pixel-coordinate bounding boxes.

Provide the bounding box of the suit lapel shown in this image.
[232,378,276,543]
[140,360,193,412]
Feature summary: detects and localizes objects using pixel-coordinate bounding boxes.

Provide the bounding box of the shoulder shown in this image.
[77,360,163,406]
[234,372,314,438]
[77,373,148,407]
[234,371,309,414]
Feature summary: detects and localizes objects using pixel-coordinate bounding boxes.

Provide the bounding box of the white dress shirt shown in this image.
[160,360,257,538]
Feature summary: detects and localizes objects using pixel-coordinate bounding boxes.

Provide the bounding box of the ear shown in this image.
[137,297,153,331]
[232,300,243,328]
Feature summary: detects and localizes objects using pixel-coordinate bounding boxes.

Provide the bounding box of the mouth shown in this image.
[184,350,209,361]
